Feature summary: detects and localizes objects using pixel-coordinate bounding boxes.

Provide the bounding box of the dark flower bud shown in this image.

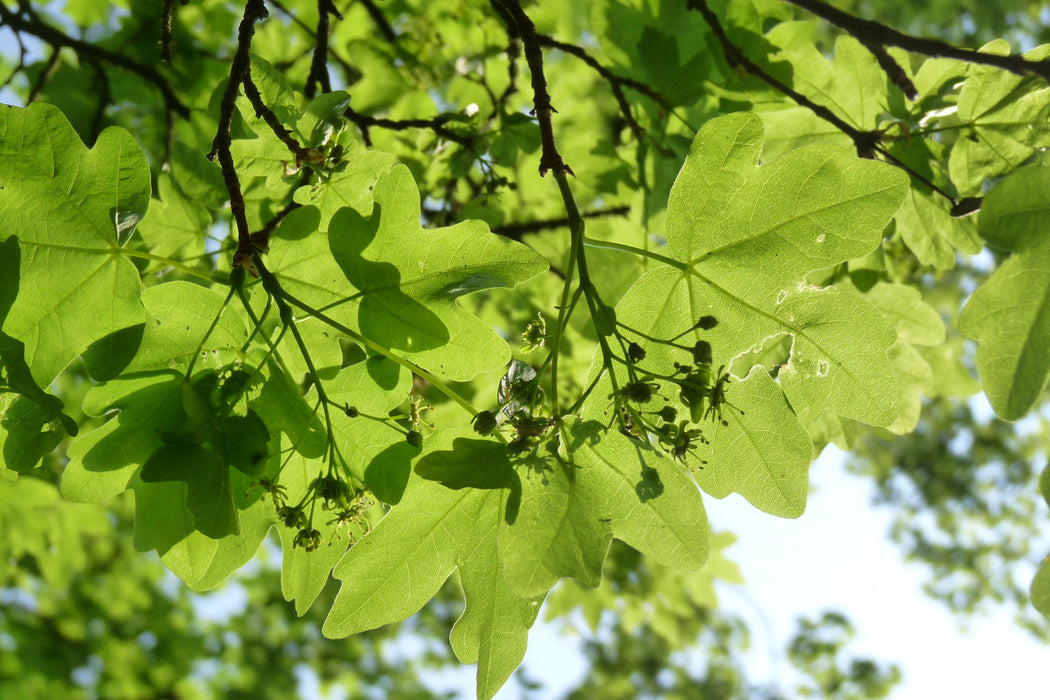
[472,410,498,436]
[691,340,712,366]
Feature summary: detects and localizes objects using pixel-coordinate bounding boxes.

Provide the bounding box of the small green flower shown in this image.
[293,527,323,552]
[520,313,547,353]
[277,505,308,529]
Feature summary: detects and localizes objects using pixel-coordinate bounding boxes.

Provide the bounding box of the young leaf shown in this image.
[688,368,813,517]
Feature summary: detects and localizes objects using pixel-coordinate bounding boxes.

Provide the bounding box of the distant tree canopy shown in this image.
[2,0,1050,697]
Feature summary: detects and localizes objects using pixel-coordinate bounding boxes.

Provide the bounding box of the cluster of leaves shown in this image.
[2,0,1050,696]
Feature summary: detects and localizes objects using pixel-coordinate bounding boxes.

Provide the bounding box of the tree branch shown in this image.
[305,0,342,98]
[536,35,674,156]
[359,0,398,44]
[689,0,960,206]
[785,0,1050,81]
[343,106,473,146]
[242,73,319,163]
[0,3,191,118]
[494,0,572,176]
[161,0,179,62]
[208,0,269,269]
[688,0,877,156]
[492,206,631,240]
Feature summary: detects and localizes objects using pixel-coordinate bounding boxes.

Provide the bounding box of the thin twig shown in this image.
[251,179,307,252]
[161,0,178,62]
[242,73,317,161]
[26,47,60,103]
[344,106,473,145]
[0,31,27,92]
[689,0,877,156]
[359,0,398,44]
[492,206,631,240]
[537,35,673,156]
[269,0,362,84]
[785,0,1050,81]
[495,0,572,176]
[208,0,269,267]
[0,3,191,118]
[88,60,112,141]
[690,0,958,205]
[861,41,917,99]
[306,0,341,97]
[536,35,671,108]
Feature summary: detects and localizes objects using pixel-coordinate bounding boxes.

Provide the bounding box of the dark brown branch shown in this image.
[0,3,190,118]
[537,35,673,156]
[161,0,178,62]
[0,30,27,92]
[305,0,341,98]
[536,36,670,108]
[495,0,572,176]
[242,74,319,163]
[252,197,303,251]
[268,0,362,84]
[208,0,269,268]
[861,41,917,100]
[785,0,1050,82]
[689,0,875,155]
[26,47,60,103]
[492,206,631,240]
[344,106,473,146]
[485,0,521,114]
[690,0,960,206]
[88,60,112,141]
[359,0,398,44]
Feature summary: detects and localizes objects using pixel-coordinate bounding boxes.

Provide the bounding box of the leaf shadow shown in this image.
[80,371,186,473]
[414,437,522,523]
[329,205,450,353]
[364,439,420,506]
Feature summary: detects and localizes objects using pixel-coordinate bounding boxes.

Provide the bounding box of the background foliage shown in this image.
[2,0,1050,697]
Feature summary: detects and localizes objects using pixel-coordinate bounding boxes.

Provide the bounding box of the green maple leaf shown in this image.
[322,357,416,504]
[59,281,280,579]
[136,174,210,260]
[0,239,78,471]
[774,35,888,130]
[949,42,1050,195]
[0,103,149,386]
[960,165,1050,421]
[291,140,397,227]
[270,165,549,381]
[498,417,709,598]
[323,431,540,700]
[276,449,361,616]
[610,112,907,512]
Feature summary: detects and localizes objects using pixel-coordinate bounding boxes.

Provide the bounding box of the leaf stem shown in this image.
[582,237,688,271]
[120,249,219,282]
[265,278,478,417]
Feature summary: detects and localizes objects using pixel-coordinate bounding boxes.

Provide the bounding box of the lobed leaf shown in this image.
[960,166,1050,420]
[0,103,148,385]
